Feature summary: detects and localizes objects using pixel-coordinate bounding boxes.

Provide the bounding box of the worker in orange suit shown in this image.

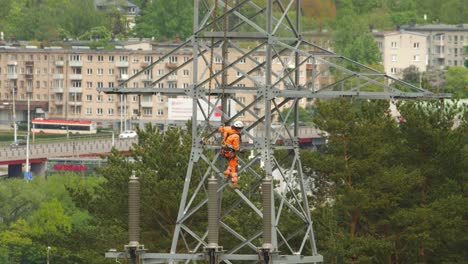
[219,121,244,189]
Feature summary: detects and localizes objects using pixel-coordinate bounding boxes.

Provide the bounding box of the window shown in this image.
[215,56,222,64]
[86,107,92,115]
[238,57,246,63]
[119,56,128,62]
[70,55,81,61]
[108,68,114,75]
[143,108,152,116]
[36,81,40,88]
[169,56,178,63]
[236,96,245,103]
[132,56,139,63]
[413,55,420,62]
[86,95,92,101]
[413,42,420,48]
[109,55,114,62]
[183,83,189,88]
[390,67,397,74]
[183,56,190,62]
[43,81,47,88]
[98,55,104,62]
[183,69,189,76]
[87,68,93,75]
[97,95,103,102]
[108,108,114,115]
[391,55,397,62]
[144,55,152,62]
[108,82,114,88]
[96,108,103,115]
[157,69,164,76]
[377,42,383,48]
[391,42,397,48]
[107,95,113,102]
[237,84,246,87]
[86,82,93,89]
[97,68,104,75]
[168,82,177,88]
[87,55,93,62]
[157,109,164,116]
[71,80,81,88]
[97,82,103,88]
[157,83,164,88]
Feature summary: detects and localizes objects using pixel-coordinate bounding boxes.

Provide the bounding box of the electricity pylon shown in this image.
[102,1,449,263]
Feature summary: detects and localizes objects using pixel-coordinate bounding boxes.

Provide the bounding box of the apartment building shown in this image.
[0,43,326,130]
[401,24,467,69]
[374,30,428,79]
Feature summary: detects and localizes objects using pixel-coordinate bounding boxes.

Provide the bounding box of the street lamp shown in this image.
[47,246,51,264]
[25,89,32,180]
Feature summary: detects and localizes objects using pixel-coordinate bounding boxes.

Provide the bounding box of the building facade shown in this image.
[374,30,428,79]
[0,43,328,130]
[402,24,467,70]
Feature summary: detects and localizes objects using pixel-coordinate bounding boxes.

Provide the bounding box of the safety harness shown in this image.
[221,129,241,159]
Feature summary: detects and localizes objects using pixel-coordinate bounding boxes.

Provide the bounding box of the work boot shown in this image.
[230,182,240,189]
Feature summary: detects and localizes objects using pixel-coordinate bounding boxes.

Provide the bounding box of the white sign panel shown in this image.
[168,98,237,121]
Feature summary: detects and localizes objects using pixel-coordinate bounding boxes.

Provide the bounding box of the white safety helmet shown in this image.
[232,120,244,129]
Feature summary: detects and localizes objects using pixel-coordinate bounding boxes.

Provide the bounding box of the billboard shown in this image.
[168,98,237,121]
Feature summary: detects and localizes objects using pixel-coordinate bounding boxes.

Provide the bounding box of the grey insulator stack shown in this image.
[262,178,273,248]
[207,176,219,247]
[128,171,140,247]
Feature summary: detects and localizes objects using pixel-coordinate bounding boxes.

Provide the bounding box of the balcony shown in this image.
[55,60,64,67]
[69,101,82,106]
[140,101,153,107]
[166,63,178,69]
[69,60,82,67]
[435,53,445,59]
[115,61,129,67]
[7,61,17,66]
[52,87,64,93]
[140,62,150,68]
[141,75,153,81]
[25,61,34,67]
[7,73,18,79]
[69,87,82,93]
[118,74,129,80]
[53,74,64,79]
[25,73,34,80]
[54,100,64,105]
[69,74,83,80]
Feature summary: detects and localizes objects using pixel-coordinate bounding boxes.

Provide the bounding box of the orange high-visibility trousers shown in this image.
[227,156,238,183]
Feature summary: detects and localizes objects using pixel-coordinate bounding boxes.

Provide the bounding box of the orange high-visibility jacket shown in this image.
[218,126,241,151]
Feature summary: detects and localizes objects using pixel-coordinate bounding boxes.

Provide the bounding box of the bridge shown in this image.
[0,136,137,177]
[0,126,325,178]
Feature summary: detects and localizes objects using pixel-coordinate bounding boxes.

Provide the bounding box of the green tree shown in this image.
[332,9,381,67]
[444,66,468,98]
[133,0,193,40]
[308,99,466,263]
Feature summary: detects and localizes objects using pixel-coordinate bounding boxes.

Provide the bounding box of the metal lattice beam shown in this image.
[103,0,449,263]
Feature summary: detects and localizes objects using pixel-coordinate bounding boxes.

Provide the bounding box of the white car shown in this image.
[119,130,137,139]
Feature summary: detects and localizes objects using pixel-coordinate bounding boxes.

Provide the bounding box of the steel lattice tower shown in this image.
[103,1,448,263]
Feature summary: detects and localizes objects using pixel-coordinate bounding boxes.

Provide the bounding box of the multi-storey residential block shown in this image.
[0,42,327,130]
[374,30,428,79]
[401,24,467,69]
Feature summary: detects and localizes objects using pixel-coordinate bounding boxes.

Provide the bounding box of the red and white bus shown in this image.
[32,119,97,134]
